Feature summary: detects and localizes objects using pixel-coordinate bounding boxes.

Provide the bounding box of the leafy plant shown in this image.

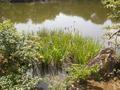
[66,64,99,85]
[0,20,20,57]
[0,74,41,90]
[0,20,41,75]
[102,0,120,21]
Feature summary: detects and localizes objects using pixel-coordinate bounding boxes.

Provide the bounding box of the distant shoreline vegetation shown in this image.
[0,0,102,3]
[0,0,47,2]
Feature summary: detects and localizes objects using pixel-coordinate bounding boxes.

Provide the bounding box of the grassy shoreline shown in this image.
[0,20,101,89]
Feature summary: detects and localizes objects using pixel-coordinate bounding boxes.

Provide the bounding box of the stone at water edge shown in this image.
[87,48,119,76]
[35,81,48,90]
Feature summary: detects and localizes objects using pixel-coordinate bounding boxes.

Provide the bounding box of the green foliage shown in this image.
[0,20,22,74]
[66,64,99,85]
[0,20,40,75]
[105,23,120,30]
[37,30,100,65]
[102,0,120,21]
[0,74,41,90]
[42,76,66,90]
[0,20,20,56]
[0,73,66,90]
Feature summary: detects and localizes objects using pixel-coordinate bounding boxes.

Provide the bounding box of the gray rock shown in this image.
[35,81,48,90]
[87,48,119,76]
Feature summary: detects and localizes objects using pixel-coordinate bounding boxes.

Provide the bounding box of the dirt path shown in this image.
[68,79,120,90]
[86,79,120,90]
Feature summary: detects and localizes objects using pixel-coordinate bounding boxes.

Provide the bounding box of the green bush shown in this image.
[0,74,41,90]
[66,64,99,85]
[102,0,120,29]
[0,20,20,57]
[0,20,41,75]
[102,0,120,21]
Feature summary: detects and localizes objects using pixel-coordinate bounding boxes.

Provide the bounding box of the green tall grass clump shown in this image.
[35,30,101,84]
[36,30,101,66]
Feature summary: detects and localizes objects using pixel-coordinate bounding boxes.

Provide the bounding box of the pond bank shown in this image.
[1,0,47,3]
[67,47,120,90]
[68,78,120,90]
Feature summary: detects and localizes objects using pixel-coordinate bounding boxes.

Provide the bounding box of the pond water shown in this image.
[0,0,112,40]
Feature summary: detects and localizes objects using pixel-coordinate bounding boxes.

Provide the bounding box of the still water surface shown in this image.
[0,0,112,40]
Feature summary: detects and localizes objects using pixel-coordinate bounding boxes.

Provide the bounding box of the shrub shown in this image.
[102,0,120,21]
[0,20,41,75]
[66,64,99,85]
[0,20,20,57]
[0,74,41,90]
